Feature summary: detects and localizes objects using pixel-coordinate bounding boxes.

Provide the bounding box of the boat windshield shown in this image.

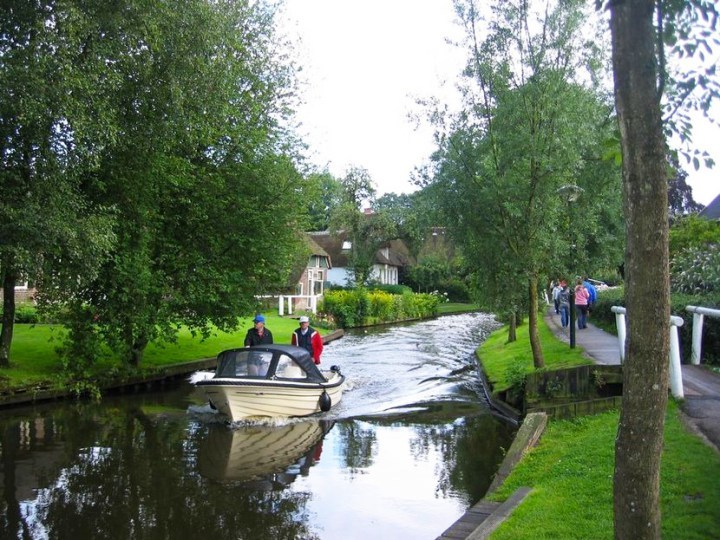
[275,353,307,379]
[216,349,273,378]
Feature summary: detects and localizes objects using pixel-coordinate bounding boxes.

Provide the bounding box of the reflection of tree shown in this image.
[333,409,515,504]
[334,421,378,474]
[405,412,515,503]
[1,422,25,538]
[2,405,321,540]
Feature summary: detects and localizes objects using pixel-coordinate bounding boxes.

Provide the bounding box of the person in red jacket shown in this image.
[291,316,324,364]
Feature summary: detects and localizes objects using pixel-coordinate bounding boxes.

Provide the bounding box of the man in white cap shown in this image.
[291,315,324,364]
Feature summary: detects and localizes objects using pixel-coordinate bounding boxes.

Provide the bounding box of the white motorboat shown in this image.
[194,344,345,421]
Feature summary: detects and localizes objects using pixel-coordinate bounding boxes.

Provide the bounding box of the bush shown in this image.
[0,303,40,323]
[372,284,412,295]
[320,288,439,328]
[671,244,720,294]
[440,278,471,302]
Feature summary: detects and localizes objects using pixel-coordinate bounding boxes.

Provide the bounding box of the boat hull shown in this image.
[199,372,345,421]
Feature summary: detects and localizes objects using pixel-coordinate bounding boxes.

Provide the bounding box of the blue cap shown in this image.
[253,314,265,323]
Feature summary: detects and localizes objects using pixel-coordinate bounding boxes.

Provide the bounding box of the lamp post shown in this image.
[557,184,584,349]
[569,285,576,348]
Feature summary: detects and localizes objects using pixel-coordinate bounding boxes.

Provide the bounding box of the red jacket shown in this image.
[291,327,324,364]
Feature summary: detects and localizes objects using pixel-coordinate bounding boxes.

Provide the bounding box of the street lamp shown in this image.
[557,184,584,349]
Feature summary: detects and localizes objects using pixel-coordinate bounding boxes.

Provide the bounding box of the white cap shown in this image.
[299,316,309,323]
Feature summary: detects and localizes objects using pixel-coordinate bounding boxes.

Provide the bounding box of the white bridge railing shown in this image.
[686,305,720,365]
[611,306,685,399]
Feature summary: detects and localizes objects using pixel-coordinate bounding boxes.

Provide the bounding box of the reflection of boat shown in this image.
[194,345,345,421]
[198,420,332,483]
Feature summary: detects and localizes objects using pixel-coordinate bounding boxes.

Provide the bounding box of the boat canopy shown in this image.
[214,345,328,383]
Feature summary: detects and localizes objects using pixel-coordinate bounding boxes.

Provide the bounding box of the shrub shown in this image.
[320,288,439,328]
[372,284,412,295]
[440,278,471,302]
[671,244,720,294]
[0,303,40,323]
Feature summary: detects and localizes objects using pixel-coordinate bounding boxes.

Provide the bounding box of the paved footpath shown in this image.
[545,306,720,452]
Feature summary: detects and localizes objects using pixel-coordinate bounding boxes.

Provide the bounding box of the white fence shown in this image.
[686,305,720,365]
[611,306,685,399]
[278,295,319,315]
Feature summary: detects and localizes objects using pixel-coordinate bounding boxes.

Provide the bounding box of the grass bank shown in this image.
[477,317,592,393]
[478,319,720,538]
[0,313,301,391]
[437,302,481,315]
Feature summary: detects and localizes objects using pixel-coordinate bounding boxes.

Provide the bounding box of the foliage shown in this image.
[486,403,720,539]
[330,167,398,286]
[671,243,720,294]
[22,0,306,368]
[424,0,624,366]
[666,154,704,219]
[302,171,343,231]
[0,1,118,365]
[320,288,439,328]
[371,284,413,295]
[669,214,720,256]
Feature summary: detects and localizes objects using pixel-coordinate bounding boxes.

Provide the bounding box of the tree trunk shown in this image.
[0,266,17,368]
[129,333,148,367]
[610,2,670,538]
[507,310,517,343]
[528,277,545,369]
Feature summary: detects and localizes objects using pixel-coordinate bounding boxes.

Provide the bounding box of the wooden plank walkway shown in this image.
[437,487,531,540]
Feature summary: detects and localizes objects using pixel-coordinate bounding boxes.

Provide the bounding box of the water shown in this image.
[0,312,516,540]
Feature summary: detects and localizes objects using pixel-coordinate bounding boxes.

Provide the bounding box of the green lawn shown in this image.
[487,403,720,539]
[0,313,302,390]
[478,317,592,393]
[437,302,481,314]
[478,318,720,539]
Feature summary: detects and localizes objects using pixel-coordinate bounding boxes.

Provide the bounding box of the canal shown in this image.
[0,312,516,540]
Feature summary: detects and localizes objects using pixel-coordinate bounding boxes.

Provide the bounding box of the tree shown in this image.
[302,171,343,231]
[0,1,116,367]
[25,0,305,369]
[330,167,397,286]
[427,0,622,359]
[608,0,718,537]
[667,154,703,219]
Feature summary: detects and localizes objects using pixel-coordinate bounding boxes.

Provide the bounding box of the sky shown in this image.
[278,0,719,206]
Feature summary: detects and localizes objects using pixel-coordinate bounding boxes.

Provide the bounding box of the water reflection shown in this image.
[0,313,515,539]
[198,420,331,485]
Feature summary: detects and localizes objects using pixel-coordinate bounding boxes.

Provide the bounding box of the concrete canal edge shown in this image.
[0,329,345,409]
[437,412,547,539]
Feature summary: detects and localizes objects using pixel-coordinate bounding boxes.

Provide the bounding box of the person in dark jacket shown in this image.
[244,314,274,347]
[291,316,324,364]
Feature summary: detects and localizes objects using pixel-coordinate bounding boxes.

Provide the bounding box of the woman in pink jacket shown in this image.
[574,278,590,329]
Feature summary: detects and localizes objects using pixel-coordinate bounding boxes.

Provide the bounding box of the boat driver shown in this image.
[244,314,273,375]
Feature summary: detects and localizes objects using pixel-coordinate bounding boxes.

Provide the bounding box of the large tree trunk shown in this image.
[0,265,17,368]
[528,276,545,369]
[610,2,670,538]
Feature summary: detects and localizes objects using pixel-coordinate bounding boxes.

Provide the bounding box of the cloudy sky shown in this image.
[278,0,718,206]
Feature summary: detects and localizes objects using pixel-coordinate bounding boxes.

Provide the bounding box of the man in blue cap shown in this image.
[244,314,274,347]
